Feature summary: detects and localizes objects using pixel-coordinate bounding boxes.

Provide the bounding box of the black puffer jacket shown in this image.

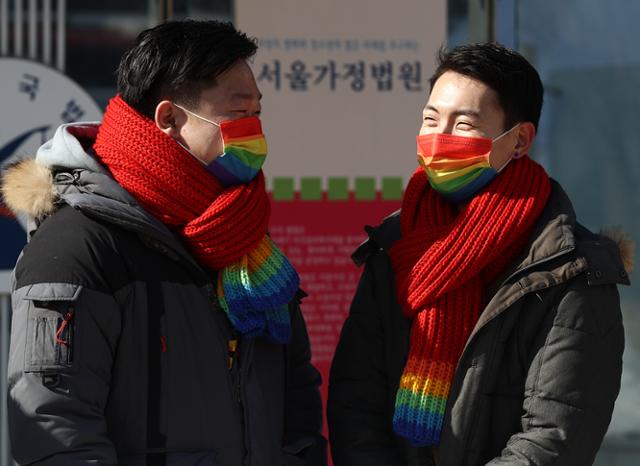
[4,123,326,466]
[328,180,630,466]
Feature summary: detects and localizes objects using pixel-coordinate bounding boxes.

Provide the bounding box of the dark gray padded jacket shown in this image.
[328,180,631,466]
[4,123,326,466]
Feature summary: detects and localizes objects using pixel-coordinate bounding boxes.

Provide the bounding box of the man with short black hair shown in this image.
[3,20,325,466]
[328,43,631,466]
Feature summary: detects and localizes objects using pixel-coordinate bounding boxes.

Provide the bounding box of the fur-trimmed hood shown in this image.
[601,227,635,275]
[1,123,104,218]
[1,123,174,246]
[2,158,57,219]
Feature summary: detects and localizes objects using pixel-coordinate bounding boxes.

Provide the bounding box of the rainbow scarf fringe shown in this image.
[393,357,455,445]
[93,96,296,344]
[210,117,297,343]
[217,235,299,343]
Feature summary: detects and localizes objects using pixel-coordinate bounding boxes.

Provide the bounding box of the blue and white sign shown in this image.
[0,57,102,275]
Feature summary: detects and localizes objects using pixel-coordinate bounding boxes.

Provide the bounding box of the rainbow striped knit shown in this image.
[217,235,299,343]
[392,297,471,446]
[389,157,551,446]
[207,116,267,186]
[94,95,299,345]
[207,116,297,343]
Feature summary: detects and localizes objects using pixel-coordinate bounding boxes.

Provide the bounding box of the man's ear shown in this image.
[155,100,182,137]
[514,121,536,158]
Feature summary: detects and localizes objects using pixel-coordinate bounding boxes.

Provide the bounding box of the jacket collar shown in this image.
[354,179,631,286]
[497,180,630,288]
[488,179,579,291]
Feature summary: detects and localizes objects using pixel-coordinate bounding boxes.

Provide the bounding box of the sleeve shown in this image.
[283,297,327,466]
[7,282,122,466]
[328,257,405,466]
[486,282,625,465]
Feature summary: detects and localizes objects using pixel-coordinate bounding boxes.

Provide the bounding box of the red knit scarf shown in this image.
[92,96,301,343]
[93,94,268,269]
[389,156,551,445]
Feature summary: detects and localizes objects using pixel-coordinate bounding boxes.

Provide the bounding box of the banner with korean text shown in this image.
[236,0,447,442]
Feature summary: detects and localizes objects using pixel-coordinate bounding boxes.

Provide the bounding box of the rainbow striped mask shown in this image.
[417,126,517,203]
[208,116,267,186]
[174,104,267,186]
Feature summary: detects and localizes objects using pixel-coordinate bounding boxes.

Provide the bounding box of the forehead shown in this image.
[426,70,502,117]
[197,60,261,108]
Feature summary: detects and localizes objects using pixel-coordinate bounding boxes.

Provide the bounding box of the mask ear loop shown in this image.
[511,122,528,159]
[173,103,222,128]
[492,124,524,173]
[174,139,209,166]
[491,123,520,143]
[172,103,226,164]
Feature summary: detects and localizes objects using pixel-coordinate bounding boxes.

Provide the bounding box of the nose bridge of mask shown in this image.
[417,132,493,164]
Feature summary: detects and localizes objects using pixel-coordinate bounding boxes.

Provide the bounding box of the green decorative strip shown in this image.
[355,177,376,200]
[381,177,403,200]
[272,177,294,200]
[270,177,404,200]
[300,177,322,200]
[328,177,349,200]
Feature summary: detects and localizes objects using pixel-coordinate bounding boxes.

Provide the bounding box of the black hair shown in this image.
[429,43,544,130]
[116,19,257,119]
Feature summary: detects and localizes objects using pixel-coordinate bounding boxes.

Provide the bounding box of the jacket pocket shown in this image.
[23,283,82,373]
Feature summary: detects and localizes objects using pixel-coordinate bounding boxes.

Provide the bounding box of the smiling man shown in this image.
[328,43,631,466]
[2,20,325,466]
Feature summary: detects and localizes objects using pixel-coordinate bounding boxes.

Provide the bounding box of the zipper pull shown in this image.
[228,338,238,369]
[55,308,75,346]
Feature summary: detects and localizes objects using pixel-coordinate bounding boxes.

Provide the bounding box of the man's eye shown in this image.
[423,116,437,124]
[456,121,473,129]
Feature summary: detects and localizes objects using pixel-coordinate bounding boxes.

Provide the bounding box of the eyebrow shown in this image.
[231,92,263,101]
[424,105,481,119]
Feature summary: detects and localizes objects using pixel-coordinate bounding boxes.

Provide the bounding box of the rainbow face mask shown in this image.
[416,125,519,203]
[175,104,267,186]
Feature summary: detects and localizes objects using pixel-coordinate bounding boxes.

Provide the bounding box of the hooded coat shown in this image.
[328,180,632,466]
[2,124,326,466]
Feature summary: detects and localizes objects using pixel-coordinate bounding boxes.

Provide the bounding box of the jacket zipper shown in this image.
[55,307,75,346]
[228,335,249,464]
[54,305,75,367]
[228,338,242,405]
[239,336,255,466]
[207,285,250,464]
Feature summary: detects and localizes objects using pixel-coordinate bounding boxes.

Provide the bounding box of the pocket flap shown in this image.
[283,436,316,455]
[24,283,82,302]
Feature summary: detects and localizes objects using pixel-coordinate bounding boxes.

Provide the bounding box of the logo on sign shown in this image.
[0,57,102,269]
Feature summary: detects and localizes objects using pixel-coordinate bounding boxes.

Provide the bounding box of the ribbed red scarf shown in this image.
[94,95,268,268]
[389,156,551,445]
[92,95,298,342]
